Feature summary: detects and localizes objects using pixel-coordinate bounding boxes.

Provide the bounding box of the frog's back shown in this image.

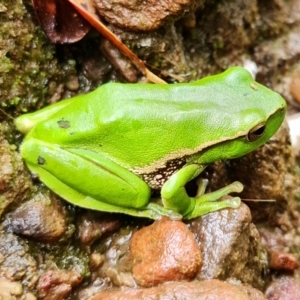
[31,67,285,169]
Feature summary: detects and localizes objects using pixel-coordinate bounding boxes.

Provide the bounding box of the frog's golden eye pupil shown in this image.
[247,123,266,142]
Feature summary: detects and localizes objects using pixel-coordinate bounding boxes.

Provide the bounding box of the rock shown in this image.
[77,211,121,245]
[76,278,111,300]
[265,276,300,300]
[269,251,299,271]
[89,279,266,300]
[0,277,36,300]
[131,217,201,287]
[0,231,38,289]
[0,277,22,299]
[24,293,37,300]
[94,0,202,31]
[0,277,37,300]
[95,226,136,287]
[37,269,82,300]
[9,192,67,243]
[189,203,267,289]
[89,253,105,272]
[0,124,33,217]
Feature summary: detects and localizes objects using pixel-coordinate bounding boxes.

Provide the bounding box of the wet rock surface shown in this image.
[37,269,82,300]
[89,279,267,300]
[91,226,137,288]
[189,203,267,289]
[131,217,201,286]
[9,192,67,243]
[0,230,39,296]
[76,211,122,245]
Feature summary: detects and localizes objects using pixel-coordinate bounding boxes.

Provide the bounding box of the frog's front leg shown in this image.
[161,164,243,219]
[20,139,181,220]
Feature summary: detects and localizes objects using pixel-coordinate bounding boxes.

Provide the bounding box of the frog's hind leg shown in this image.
[20,139,180,220]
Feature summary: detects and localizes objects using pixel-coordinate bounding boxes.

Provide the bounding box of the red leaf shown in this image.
[32,0,91,43]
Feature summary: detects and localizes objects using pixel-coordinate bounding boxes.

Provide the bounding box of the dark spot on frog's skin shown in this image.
[139,158,186,190]
[38,156,46,165]
[243,93,250,97]
[57,119,71,129]
[70,132,76,135]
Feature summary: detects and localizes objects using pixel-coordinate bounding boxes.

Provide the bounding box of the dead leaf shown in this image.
[32,0,91,43]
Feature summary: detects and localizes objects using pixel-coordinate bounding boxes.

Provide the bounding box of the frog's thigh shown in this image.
[20,139,151,209]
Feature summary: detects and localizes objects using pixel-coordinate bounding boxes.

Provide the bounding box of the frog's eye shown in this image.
[247,123,266,141]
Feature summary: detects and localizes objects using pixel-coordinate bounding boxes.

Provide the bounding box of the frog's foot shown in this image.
[184,179,243,219]
[161,164,243,220]
[145,203,182,220]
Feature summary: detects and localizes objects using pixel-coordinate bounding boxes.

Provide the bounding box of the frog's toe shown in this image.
[146,203,183,220]
[184,196,241,219]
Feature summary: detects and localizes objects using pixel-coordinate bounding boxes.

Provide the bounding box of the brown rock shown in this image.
[131,217,201,287]
[9,192,67,243]
[94,0,201,31]
[269,251,299,271]
[189,203,266,289]
[259,225,300,267]
[89,279,266,300]
[77,211,121,245]
[37,269,82,300]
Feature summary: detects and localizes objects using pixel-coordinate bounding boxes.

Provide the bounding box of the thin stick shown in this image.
[242,199,276,203]
[67,0,167,84]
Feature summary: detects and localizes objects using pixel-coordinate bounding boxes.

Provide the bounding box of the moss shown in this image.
[0,0,76,115]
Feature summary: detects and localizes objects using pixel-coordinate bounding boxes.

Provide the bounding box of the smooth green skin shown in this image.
[15,67,286,220]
